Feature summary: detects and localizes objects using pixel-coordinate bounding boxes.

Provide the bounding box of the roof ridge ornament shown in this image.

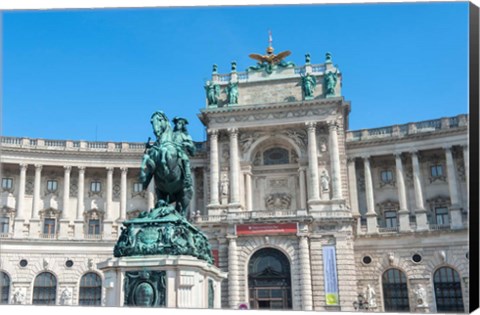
[247,30,294,74]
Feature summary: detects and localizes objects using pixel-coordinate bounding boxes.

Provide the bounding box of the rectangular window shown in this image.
[435,207,449,226]
[1,178,13,190]
[384,211,398,228]
[43,218,56,235]
[88,219,101,235]
[0,217,9,234]
[90,182,101,193]
[47,180,58,192]
[380,170,393,183]
[431,165,444,177]
[133,182,143,193]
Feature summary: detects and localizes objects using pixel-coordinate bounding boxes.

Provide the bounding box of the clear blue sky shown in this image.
[2,2,469,143]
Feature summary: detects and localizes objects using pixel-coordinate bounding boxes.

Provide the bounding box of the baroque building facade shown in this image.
[0,50,469,313]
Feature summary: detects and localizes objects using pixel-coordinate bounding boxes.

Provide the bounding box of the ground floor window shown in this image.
[32,272,57,305]
[382,268,410,312]
[79,272,102,306]
[248,248,292,310]
[434,267,464,312]
[1,272,10,304]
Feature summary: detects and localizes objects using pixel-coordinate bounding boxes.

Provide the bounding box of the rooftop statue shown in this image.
[301,72,317,99]
[205,81,220,106]
[247,31,295,74]
[113,111,213,264]
[324,70,338,97]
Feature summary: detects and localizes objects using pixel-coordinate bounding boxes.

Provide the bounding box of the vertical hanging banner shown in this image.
[322,245,339,305]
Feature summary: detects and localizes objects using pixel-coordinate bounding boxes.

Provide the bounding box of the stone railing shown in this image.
[84,234,103,240]
[0,232,12,238]
[39,233,58,240]
[0,136,208,154]
[346,114,468,142]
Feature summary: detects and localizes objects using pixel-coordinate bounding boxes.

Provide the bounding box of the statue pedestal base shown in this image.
[98,255,227,308]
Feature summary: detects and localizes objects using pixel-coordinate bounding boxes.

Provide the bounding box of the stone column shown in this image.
[306,122,320,202]
[59,166,72,239]
[190,167,196,217]
[16,164,28,220]
[147,181,155,210]
[298,167,307,210]
[445,147,462,229]
[411,151,428,231]
[32,164,43,219]
[203,167,209,214]
[347,158,361,233]
[463,145,469,196]
[14,163,28,238]
[227,236,239,309]
[228,128,240,207]
[395,153,411,232]
[103,167,114,239]
[298,235,313,310]
[120,167,128,221]
[76,167,85,220]
[363,157,378,234]
[74,166,85,239]
[328,122,343,200]
[245,167,253,211]
[208,129,220,207]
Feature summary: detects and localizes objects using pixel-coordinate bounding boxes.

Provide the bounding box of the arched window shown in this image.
[32,272,57,305]
[263,148,289,165]
[1,272,10,304]
[79,272,102,306]
[248,248,291,310]
[434,267,464,312]
[382,268,409,311]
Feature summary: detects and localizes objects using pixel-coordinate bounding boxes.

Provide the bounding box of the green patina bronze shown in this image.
[113,111,214,265]
[225,82,238,105]
[301,72,316,100]
[208,279,214,309]
[246,59,295,75]
[324,70,338,98]
[205,81,220,106]
[124,270,166,307]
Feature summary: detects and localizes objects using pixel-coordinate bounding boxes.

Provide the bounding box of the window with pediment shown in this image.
[427,154,447,183]
[84,209,104,236]
[376,200,399,229]
[0,206,15,235]
[427,196,451,227]
[39,208,61,237]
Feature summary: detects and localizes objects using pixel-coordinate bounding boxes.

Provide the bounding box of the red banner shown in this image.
[212,249,219,267]
[236,223,297,235]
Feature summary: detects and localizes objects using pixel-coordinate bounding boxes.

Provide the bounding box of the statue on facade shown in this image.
[60,288,73,305]
[301,73,316,99]
[324,70,338,97]
[204,81,220,106]
[364,284,377,308]
[414,284,428,307]
[12,288,25,304]
[305,53,311,64]
[226,82,238,104]
[114,110,214,265]
[321,170,330,191]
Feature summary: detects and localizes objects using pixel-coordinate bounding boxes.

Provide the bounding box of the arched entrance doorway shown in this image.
[248,248,292,310]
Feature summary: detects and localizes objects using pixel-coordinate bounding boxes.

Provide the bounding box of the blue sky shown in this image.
[2,2,469,143]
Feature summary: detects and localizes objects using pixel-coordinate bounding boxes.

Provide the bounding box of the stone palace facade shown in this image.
[0,50,469,312]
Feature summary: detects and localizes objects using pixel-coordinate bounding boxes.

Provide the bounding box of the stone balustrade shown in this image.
[346,114,468,142]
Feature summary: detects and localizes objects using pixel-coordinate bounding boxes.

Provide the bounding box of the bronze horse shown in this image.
[140,111,193,217]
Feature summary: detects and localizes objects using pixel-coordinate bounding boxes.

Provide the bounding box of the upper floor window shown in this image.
[43,218,56,235]
[90,181,101,193]
[133,182,143,193]
[0,217,9,234]
[1,178,13,191]
[380,170,394,184]
[46,180,58,193]
[263,148,289,165]
[88,219,101,235]
[384,211,398,228]
[435,207,449,226]
[431,164,444,178]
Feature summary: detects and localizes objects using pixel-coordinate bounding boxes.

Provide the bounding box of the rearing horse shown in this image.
[140,111,193,217]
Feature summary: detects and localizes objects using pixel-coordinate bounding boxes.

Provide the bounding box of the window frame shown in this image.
[435,207,449,226]
[43,218,56,235]
[32,272,57,305]
[87,219,101,235]
[46,179,58,193]
[0,217,10,234]
[90,181,102,193]
[384,210,398,228]
[1,178,13,191]
[79,272,102,306]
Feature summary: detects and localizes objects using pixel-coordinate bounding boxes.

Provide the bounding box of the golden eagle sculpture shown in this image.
[247,31,294,74]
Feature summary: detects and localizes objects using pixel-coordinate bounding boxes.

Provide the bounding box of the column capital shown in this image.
[298,166,307,172]
[228,127,239,136]
[78,166,86,172]
[305,121,317,130]
[226,235,237,241]
[394,152,403,159]
[106,166,114,173]
[443,145,454,152]
[327,120,339,130]
[361,154,371,161]
[63,165,72,172]
[19,163,28,171]
[34,164,43,171]
[120,167,128,173]
[347,157,357,164]
[207,129,219,137]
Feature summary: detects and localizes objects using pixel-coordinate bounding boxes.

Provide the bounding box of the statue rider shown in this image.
[172,117,195,188]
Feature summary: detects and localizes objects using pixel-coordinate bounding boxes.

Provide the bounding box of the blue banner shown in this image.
[322,245,339,305]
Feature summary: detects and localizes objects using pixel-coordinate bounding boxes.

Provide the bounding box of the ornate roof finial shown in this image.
[249,31,291,66]
[267,30,274,54]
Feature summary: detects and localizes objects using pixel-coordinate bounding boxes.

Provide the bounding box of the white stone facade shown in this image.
[0,54,469,312]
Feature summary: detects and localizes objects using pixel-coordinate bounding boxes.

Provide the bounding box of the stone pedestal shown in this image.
[73,220,84,239]
[28,218,40,238]
[103,220,114,240]
[98,255,227,308]
[58,219,70,239]
[13,219,26,238]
